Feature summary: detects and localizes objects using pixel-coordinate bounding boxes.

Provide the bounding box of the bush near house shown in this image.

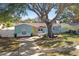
[5,21,13,27]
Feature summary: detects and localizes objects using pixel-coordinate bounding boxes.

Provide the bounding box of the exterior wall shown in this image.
[0,27,15,37]
[40,25,68,34]
[41,27,48,34]
[15,24,32,37]
[37,27,48,36]
[52,25,68,34]
[52,26,61,33]
[35,26,67,34]
[32,27,37,34]
[0,30,14,37]
[32,27,38,35]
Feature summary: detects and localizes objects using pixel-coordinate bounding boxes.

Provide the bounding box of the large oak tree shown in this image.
[26,3,71,38]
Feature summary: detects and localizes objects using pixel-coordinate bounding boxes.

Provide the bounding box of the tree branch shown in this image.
[50,3,71,24]
[27,4,41,17]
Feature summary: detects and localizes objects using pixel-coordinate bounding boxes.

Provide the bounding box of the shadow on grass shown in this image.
[61,33,79,38]
[34,35,79,56]
[0,38,20,53]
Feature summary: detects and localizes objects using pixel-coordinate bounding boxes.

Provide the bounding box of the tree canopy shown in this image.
[68,5,79,22]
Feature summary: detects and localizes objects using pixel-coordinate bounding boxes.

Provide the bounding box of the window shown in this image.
[22,28,26,35]
[40,29,43,31]
[38,29,40,31]
[38,28,43,31]
[22,31,26,35]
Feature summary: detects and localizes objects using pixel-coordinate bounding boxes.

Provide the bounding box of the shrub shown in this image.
[6,21,13,27]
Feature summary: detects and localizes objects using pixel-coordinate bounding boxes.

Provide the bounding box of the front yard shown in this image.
[34,33,79,56]
[0,33,79,56]
[0,23,79,56]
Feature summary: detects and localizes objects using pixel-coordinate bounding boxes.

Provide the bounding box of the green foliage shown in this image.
[5,21,13,27]
[0,4,27,16]
[62,18,71,23]
[0,4,27,23]
[69,5,79,22]
[61,23,79,30]
[24,18,37,23]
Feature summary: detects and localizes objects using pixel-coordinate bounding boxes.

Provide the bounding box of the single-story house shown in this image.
[0,27,14,37]
[14,23,32,37]
[14,23,48,37]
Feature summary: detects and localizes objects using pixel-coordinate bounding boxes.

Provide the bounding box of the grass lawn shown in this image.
[58,33,79,42]
[35,33,79,48]
[35,33,79,56]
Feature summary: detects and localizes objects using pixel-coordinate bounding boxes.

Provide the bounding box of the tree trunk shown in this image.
[46,22,54,38]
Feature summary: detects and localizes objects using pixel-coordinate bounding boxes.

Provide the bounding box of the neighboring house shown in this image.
[0,27,14,37]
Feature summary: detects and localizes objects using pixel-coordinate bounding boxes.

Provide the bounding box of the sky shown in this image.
[21,8,57,21]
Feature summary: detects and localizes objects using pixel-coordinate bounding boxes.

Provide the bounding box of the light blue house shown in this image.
[14,24,32,37]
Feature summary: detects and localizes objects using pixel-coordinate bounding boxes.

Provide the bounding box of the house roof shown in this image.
[15,23,46,28]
